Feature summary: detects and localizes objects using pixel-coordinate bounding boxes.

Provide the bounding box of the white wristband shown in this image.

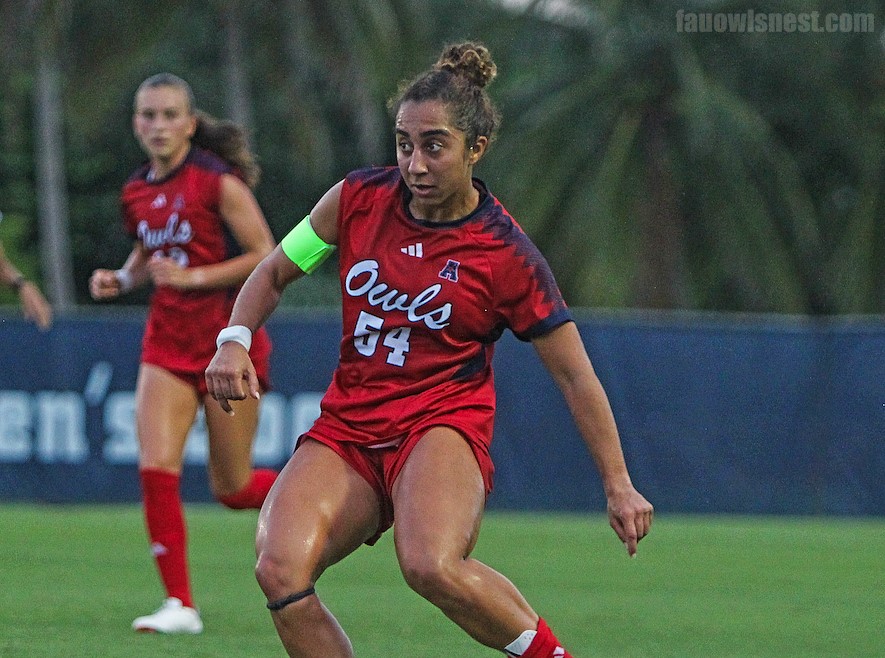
[216,325,253,351]
[115,269,134,294]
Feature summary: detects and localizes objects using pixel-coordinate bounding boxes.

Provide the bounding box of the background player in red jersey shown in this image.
[89,73,278,634]
[206,43,653,657]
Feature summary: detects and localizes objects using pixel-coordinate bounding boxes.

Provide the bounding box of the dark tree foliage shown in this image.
[1,0,883,313]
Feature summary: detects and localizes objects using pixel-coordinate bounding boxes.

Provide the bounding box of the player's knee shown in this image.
[254,539,321,599]
[398,549,458,603]
[255,550,298,598]
[208,471,245,502]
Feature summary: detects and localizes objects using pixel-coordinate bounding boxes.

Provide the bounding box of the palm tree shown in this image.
[11,0,882,312]
[480,0,883,313]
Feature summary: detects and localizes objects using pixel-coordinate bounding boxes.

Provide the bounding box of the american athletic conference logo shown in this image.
[438,259,460,282]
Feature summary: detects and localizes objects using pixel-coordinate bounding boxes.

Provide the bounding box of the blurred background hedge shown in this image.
[1,0,883,314]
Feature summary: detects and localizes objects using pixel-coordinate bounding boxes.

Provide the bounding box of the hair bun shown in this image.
[434,42,497,88]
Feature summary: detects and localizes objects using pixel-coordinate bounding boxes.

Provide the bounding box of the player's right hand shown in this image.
[89,269,122,300]
[205,343,260,415]
[606,485,654,557]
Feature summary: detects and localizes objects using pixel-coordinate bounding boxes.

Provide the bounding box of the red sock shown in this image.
[217,468,278,510]
[522,618,573,658]
[140,468,193,608]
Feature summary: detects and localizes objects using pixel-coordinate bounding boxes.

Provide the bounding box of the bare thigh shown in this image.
[255,439,382,597]
[392,426,486,561]
[203,393,261,495]
[135,364,200,472]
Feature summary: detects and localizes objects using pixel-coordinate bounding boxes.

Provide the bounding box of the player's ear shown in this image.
[468,136,489,165]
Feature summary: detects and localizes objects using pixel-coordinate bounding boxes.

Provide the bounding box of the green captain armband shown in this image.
[280,215,336,274]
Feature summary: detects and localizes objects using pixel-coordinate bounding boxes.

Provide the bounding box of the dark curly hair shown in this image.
[388,42,502,148]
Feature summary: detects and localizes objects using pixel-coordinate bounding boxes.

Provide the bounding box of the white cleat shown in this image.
[132,597,203,634]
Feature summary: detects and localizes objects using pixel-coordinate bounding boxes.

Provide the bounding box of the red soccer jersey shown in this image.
[121,146,271,376]
[314,166,571,447]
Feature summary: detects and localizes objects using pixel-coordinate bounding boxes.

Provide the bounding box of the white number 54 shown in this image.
[353,310,411,366]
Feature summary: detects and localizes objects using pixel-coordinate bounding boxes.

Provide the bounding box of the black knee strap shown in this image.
[266,586,316,611]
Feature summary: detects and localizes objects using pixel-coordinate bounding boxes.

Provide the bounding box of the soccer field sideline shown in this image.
[1,504,883,657]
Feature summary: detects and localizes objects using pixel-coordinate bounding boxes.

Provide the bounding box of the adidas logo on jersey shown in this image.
[400,243,423,257]
[151,193,167,209]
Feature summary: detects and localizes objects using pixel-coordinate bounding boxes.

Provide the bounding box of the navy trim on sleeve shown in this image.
[513,311,574,342]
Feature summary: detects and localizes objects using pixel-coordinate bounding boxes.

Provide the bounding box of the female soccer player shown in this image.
[90,73,278,634]
[206,43,653,657]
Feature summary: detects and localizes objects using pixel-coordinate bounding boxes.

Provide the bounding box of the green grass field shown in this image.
[1,505,883,657]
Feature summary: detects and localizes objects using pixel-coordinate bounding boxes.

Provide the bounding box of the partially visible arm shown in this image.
[533,321,653,556]
[89,242,151,300]
[148,174,275,290]
[0,240,20,288]
[0,241,53,330]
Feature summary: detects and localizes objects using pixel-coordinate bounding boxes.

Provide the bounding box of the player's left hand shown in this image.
[148,254,190,289]
[606,485,653,557]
